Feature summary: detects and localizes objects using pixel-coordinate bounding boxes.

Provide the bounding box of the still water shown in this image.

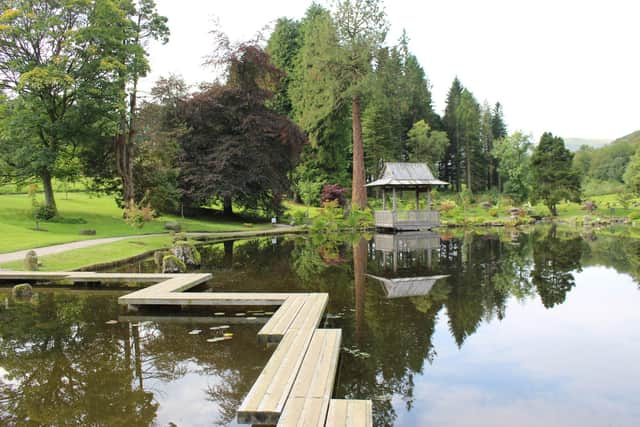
[1,227,639,426]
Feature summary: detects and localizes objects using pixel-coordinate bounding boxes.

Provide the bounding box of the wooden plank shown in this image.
[326,399,373,427]
[290,329,341,399]
[277,397,328,427]
[277,329,341,427]
[237,294,329,425]
[258,295,305,342]
[118,292,290,306]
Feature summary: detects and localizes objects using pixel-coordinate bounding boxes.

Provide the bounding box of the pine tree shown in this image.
[531,132,581,215]
[442,78,464,191]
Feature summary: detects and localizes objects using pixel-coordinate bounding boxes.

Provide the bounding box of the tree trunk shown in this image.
[351,95,367,209]
[223,196,233,216]
[41,170,57,214]
[115,133,135,206]
[353,237,367,343]
[466,142,472,191]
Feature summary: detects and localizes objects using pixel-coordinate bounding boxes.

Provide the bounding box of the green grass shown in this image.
[0,235,174,271]
[0,192,269,253]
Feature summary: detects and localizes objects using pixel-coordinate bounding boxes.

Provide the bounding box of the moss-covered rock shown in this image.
[162,255,186,273]
[153,250,171,267]
[12,283,33,298]
[172,232,187,244]
[24,250,38,271]
[171,241,201,267]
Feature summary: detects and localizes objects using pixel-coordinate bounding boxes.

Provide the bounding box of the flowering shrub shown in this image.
[439,199,457,213]
[320,184,346,207]
[124,200,155,228]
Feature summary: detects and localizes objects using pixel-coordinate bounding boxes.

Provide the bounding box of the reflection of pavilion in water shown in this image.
[368,232,448,299]
[373,231,441,273]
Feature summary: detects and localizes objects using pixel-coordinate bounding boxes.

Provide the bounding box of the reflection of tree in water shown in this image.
[0,292,271,427]
[0,293,157,426]
[137,322,270,426]
[439,233,511,347]
[532,226,585,308]
[581,231,640,287]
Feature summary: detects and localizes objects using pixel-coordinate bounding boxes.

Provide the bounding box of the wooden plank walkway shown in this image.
[326,400,373,427]
[277,329,342,427]
[0,270,372,426]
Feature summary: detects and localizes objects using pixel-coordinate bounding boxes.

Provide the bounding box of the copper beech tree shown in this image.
[178,43,305,216]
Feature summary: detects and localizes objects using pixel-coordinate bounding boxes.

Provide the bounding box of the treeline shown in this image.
[266,3,508,199]
[573,130,640,194]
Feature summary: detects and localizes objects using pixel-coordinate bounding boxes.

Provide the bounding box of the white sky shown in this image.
[141,0,640,141]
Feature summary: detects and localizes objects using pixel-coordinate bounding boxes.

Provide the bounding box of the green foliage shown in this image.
[623,147,640,195]
[0,1,146,212]
[492,132,532,202]
[406,120,448,170]
[297,179,322,213]
[530,133,581,216]
[123,201,155,229]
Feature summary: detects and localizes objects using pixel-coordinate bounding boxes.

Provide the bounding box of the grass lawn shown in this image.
[0,192,269,253]
[0,235,173,271]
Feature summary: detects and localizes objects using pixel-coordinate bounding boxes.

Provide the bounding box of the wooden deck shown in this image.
[0,270,372,426]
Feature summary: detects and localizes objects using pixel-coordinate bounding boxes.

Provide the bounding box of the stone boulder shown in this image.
[24,250,38,271]
[164,221,182,232]
[171,241,201,267]
[79,229,96,235]
[12,283,33,298]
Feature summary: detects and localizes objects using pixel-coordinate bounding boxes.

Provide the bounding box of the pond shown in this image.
[1,226,639,426]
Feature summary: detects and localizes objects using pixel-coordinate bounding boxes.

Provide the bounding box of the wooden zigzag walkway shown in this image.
[0,270,373,426]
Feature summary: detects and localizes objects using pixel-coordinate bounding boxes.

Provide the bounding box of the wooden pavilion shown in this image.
[366,162,448,231]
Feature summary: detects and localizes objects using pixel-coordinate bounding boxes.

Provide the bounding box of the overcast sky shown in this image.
[141,0,640,141]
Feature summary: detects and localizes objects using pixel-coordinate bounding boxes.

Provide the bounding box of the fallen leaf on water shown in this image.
[207,337,232,343]
[188,329,202,335]
[105,320,118,325]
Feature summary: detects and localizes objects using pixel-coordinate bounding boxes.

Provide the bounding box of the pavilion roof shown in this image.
[367,274,449,298]
[365,162,448,188]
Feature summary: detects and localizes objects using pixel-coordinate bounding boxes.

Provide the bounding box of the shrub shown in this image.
[35,205,56,221]
[488,207,499,217]
[291,209,307,226]
[439,200,457,213]
[582,200,598,212]
[123,200,155,228]
[320,184,346,207]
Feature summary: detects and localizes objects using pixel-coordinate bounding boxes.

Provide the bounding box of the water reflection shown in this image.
[3,227,639,426]
[0,291,270,426]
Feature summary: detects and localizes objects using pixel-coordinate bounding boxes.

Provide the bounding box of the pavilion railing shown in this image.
[374,210,440,229]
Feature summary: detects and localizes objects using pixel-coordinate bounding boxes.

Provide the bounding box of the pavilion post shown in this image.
[415,189,420,210]
[392,188,397,211]
[382,188,386,210]
[426,187,432,210]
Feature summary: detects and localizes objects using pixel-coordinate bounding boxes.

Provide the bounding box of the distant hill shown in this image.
[611,130,640,146]
[564,137,612,151]
[572,130,640,185]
